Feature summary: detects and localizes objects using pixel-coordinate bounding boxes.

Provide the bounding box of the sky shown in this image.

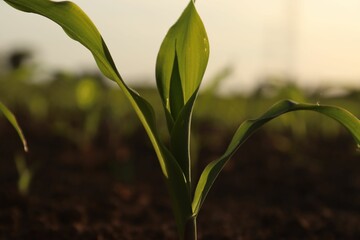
[1,0,360,93]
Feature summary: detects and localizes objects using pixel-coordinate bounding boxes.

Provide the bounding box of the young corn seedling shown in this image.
[4,0,360,239]
[0,101,31,194]
[0,101,28,152]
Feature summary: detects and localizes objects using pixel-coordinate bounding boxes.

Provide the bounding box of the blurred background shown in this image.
[1,2,360,238]
[1,0,359,165]
[1,0,360,149]
[1,0,359,138]
[1,0,360,93]
[0,0,360,144]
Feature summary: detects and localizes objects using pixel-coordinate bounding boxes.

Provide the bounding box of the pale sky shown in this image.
[1,0,360,93]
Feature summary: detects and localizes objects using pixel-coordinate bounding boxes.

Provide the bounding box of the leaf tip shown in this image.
[23,143,29,153]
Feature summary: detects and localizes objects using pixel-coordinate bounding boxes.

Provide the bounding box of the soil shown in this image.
[1,120,359,239]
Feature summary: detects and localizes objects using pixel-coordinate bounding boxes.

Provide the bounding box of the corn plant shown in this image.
[0,101,28,152]
[0,101,30,194]
[4,0,360,239]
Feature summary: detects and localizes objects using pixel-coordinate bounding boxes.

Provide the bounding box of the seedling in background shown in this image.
[4,1,360,239]
[0,101,28,152]
[53,76,104,149]
[14,153,33,195]
[0,101,31,195]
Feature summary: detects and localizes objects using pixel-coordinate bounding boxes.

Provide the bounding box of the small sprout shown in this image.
[15,154,33,195]
[0,101,28,152]
[0,102,31,195]
[76,78,99,110]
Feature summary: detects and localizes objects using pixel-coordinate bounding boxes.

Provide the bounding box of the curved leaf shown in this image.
[4,0,192,234]
[155,0,208,188]
[156,1,209,119]
[170,91,198,184]
[5,0,168,173]
[152,1,209,193]
[192,100,360,215]
[0,101,28,152]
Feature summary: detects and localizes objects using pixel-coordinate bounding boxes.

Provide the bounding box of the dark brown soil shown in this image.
[1,121,359,239]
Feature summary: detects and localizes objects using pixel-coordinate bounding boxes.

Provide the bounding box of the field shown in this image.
[1,58,360,239]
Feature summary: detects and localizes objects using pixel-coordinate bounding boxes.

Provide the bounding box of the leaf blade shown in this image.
[192,100,360,215]
[0,101,28,152]
[156,1,209,116]
[155,0,209,187]
[4,0,192,234]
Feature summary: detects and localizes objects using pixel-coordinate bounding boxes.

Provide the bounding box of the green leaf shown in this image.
[156,0,209,120]
[4,0,192,235]
[4,0,164,180]
[192,100,360,215]
[0,101,28,152]
[155,0,209,188]
[170,93,198,184]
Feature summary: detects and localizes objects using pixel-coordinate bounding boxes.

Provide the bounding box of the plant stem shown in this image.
[184,216,197,240]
